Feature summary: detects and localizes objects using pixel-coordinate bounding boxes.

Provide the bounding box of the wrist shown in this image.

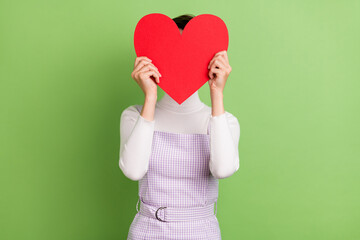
[145,94,157,103]
[210,91,224,117]
[210,89,223,99]
[141,95,157,122]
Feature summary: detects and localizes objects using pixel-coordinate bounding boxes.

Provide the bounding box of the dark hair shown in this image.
[172,14,195,30]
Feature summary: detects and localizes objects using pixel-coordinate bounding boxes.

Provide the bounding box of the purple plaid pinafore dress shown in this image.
[127,105,221,240]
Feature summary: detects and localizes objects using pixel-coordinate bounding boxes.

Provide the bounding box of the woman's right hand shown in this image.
[131,56,162,99]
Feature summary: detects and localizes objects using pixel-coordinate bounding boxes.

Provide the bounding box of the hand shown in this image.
[207,50,232,94]
[131,56,162,99]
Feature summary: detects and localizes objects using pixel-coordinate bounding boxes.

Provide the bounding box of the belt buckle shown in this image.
[155,206,167,222]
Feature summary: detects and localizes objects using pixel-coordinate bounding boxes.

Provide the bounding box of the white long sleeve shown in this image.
[119,91,240,181]
[209,112,240,179]
[119,107,155,181]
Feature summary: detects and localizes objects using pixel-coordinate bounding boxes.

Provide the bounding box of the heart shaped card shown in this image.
[134,13,229,104]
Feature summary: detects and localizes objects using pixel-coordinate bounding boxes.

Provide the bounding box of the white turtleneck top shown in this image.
[119,90,240,181]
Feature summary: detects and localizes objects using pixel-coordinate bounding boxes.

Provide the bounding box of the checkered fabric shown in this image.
[127,105,221,239]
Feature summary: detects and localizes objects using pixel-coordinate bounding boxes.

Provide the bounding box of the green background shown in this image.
[1,0,359,239]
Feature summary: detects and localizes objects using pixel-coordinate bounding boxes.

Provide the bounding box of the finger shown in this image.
[208,52,226,69]
[208,53,218,69]
[143,70,160,84]
[135,56,152,66]
[209,58,226,71]
[148,70,160,83]
[133,62,149,77]
[223,51,229,63]
[214,50,228,64]
[212,50,226,60]
[218,52,228,64]
[208,68,221,80]
[142,62,161,76]
[208,67,221,79]
[151,70,160,83]
[134,65,154,81]
[134,59,151,72]
[217,50,228,65]
[134,56,152,68]
[138,63,161,77]
[214,50,227,57]
[134,60,159,75]
[209,54,229,72]
[208,56,217,69]
[150,63,162,77]
[217,55,231,72]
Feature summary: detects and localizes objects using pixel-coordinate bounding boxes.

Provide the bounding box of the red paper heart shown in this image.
[134,13,229,104]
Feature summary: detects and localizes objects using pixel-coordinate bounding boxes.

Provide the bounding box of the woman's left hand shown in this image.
[207,50,232,94]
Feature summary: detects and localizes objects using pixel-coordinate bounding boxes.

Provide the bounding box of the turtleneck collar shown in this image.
[156,90,205,114]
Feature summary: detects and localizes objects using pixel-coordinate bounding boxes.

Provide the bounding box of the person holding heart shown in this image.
[119,14,240,240]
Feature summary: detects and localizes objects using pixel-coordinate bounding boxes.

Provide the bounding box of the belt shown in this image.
[136,198,218,222]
